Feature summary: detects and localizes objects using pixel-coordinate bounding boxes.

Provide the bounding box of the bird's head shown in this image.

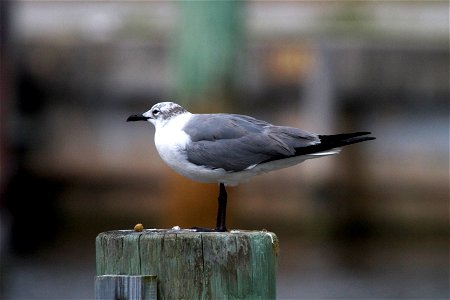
[127,102,188,127]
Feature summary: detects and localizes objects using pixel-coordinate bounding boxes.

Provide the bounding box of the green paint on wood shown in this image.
[96,230,279,299]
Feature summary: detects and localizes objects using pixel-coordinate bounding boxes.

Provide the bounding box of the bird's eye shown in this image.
[152,109,160,116]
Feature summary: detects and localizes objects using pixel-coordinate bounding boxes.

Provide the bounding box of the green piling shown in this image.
[96,229,279,299]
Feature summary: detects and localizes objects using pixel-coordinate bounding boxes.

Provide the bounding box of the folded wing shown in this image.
[184,114,320,172]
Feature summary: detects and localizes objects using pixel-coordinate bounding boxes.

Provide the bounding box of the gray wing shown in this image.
[183,114,319,172]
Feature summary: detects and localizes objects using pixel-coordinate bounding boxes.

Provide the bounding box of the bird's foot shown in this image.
[190,226,228,232]
[214,226,228,232]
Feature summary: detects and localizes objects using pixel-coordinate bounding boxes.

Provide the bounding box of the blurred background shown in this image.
[1,1,448,299]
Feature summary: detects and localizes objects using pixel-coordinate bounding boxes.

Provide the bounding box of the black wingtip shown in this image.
[319,132,375,147]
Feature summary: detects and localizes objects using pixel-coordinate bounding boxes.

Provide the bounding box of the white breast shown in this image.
[154,113,191,165]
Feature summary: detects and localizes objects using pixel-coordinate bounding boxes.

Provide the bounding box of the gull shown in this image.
[127,102,375,232]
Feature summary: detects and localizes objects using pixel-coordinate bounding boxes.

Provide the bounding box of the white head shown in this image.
[127,102,189,127]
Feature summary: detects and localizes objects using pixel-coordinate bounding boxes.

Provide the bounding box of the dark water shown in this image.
[277,238,448,299]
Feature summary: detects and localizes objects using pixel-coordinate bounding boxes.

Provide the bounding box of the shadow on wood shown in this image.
[96,229,279,299]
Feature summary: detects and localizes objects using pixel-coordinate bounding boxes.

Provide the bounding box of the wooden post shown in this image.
[96,229,279,299]
[95,275,157,300]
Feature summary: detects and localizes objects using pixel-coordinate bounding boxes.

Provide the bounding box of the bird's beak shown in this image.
[127,114,150,122]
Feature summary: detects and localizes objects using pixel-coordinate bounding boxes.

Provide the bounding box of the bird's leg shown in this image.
[190,183,228,232]
[215,183,228,232]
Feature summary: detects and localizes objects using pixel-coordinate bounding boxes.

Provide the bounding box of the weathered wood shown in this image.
[96,229,279,299]
[95,275,157,300]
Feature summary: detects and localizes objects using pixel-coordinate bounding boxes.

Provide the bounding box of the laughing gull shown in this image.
[127,102,375,232]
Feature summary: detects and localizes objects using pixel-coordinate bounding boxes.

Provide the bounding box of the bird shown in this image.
[127,102,375,232]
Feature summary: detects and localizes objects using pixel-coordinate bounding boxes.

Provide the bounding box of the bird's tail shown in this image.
[294,132,375,156]
[318,132,376,148]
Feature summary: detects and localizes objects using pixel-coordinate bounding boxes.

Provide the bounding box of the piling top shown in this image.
[96,228,280,258]
[98,227,278,239]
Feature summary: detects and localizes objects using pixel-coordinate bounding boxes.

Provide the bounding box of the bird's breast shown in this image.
[154,126,190,163]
